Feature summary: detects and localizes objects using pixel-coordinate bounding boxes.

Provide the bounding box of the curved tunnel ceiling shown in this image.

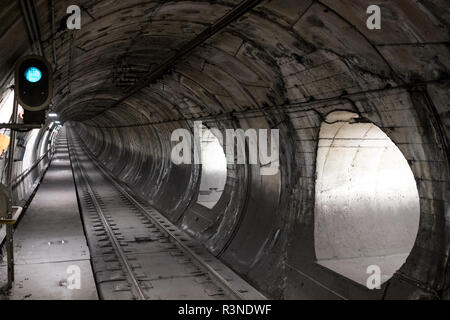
[1,0,448,127]
[0,0,449,300]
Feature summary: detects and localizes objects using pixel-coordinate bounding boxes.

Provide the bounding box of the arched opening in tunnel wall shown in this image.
[0,89,14,123]
[196,124,227,209]
[0,89,45,173]
[21,129,40,171]
[0,90,14,160]
[314,111,420,286]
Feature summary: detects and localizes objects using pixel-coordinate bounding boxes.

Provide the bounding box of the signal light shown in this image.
[24,67,42,83]
[15,56,53,125]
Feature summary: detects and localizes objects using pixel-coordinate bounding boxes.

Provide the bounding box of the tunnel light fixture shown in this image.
[54,121,61,124]
[48,113,58,117]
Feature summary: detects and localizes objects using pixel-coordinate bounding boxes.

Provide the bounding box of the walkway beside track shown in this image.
[0,128,98,300]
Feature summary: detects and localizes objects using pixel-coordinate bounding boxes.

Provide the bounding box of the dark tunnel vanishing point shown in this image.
[0,0,449,300]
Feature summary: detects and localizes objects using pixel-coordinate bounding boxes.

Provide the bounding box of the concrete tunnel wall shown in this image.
[0,0,448,299]
[0,91,59,244]
[0,90,57,207]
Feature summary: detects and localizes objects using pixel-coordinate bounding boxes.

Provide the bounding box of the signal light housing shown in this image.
[15,55,53,112]
[14,55,53,125]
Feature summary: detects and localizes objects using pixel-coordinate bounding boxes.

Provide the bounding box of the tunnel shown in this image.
[0,0,449,301]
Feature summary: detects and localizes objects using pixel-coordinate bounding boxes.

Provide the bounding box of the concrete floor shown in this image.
[0,131,98,300]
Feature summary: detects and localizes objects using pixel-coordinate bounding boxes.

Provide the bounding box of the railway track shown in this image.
[67,129,266,300]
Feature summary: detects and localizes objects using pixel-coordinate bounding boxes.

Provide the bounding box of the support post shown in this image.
[4,94,18,289]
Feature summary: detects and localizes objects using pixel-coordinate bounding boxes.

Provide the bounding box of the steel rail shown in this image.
[70,141,147,300]
[76,135,266,300]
